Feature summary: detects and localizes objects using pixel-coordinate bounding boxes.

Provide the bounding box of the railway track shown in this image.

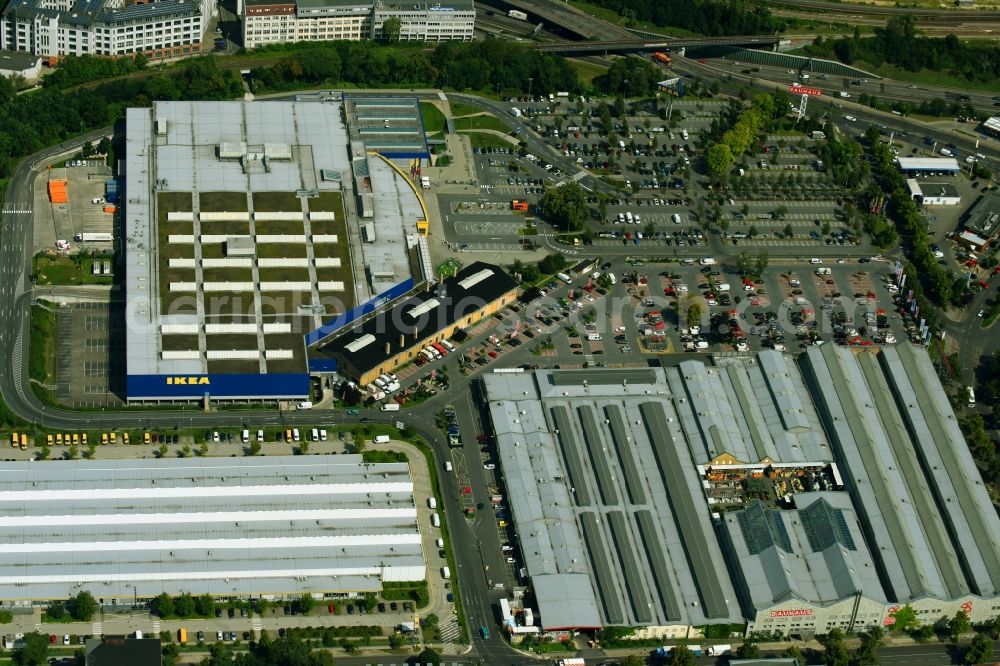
[771,0,1000,23]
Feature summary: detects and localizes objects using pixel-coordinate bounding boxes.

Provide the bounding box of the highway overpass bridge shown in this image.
[534,35,784,55]
[482,0,634,40]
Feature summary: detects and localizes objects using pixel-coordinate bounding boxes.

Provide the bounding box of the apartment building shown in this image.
[0,0,212,59]
[242,0,473,48]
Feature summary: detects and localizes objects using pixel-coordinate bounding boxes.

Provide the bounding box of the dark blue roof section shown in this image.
[127,373,309,400]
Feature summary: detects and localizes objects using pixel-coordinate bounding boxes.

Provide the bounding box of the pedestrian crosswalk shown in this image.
[92,622,102,637]
[438,617,461,643]
[251,617,263,634]
[570,171,587,182]
[152,620,160,634]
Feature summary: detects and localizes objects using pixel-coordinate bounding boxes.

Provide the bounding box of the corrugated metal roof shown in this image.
[0,456,426,601]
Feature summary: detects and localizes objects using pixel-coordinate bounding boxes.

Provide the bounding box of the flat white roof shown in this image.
[0,456,427,601]
[896,157,960,171]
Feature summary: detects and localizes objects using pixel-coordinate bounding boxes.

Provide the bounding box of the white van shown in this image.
[431,513,441,528]
[809,258,822,264]
[441,566,451,579]
[440,340,456,352]
[699,257,716,266]
[607,273,617,285]
[296,401,313,410]
[587,333,603,341]
[381,403,401,412]
[436,537,445,548]
[717,283,730,292]
[311,428,319,441]
[373,434,390,444]
[241,429,249,443]
[672,213,682,224]
[444,461,453,472]
[428,497,437,509]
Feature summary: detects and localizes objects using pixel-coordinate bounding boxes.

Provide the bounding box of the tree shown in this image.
[36,445,50,460]
[706,144,735,177]
[754,250,769,276]
[686,299,704,330]
[774,204,788,220]
[621,656,644,666]
[69,590,98,621]
[783,223,794,238]
[667,646,696,666]
[855,627,884,665]
[248,441,262,456]
[965,633,991,665]
[418,647,442,665]
[155,443,167,458]
[388,632,405,651]
[783,645,805,663]
[152,593,174,618]
[97,136,112,156]
[46,602,66,620]
[948,610,972,642]
[748,225,759,238]
[820,628,851,666]
[174,592,195,618]
[194,594,215,618]
[14,632,49,666]
[539,182,588,232]
[297,593,315,615]
[736,641,761,659]
[381,15,402,42]
[299,440,310,455]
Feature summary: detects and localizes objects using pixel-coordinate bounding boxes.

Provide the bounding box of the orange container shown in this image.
[47,180,67,203]
[103,206,117,213]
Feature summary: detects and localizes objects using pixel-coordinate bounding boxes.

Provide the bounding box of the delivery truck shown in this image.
[381,403,400,412]
[74,232,113,242]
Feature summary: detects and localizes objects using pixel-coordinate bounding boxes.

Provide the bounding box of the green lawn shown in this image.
[255,243,307,258]
[453,115,513,133]
[30,302,57,386]
[160,335,200,352]
[199,191,249,212]
[253,191,303,213]
[32,254,114,286]
[569,58,610,87]
[201,267,253,284]
[258,267,312,283]
[468,132,519,150]
[255,220,304,235]
[308,191,345,214]
[448,101,482,118]
[420,101,447,135]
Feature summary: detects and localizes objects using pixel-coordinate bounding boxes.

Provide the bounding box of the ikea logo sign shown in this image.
[166,376,211,385]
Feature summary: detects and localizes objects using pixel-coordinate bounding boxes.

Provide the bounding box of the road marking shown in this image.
[92,621,102,637]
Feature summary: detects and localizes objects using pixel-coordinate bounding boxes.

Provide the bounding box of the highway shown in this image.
[483,0,634,40]
[534,35,783,55]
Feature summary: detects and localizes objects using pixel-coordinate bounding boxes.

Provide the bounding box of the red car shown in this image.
[328,603,336,614]
[476,434,490,442]
[49,635,57,644]
[488,351,498,359]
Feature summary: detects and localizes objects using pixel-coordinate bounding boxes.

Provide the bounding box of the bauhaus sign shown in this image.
[771,609,814,617]
[789,84,822,96]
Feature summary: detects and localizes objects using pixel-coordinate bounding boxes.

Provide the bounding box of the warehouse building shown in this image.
[482,346,1000,636]
[483,367,744,632]
[242,0,474,49]
[799,343,1000,629]
[0,0,211,59]
[0,456,426,606]
[317,261,517,386]
[125,99,360,402]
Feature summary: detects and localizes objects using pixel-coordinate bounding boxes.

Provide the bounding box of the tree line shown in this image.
[580,0,784,36]
[0,56,242,183]
[804,16,1000,85]
[248,39,581,95]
